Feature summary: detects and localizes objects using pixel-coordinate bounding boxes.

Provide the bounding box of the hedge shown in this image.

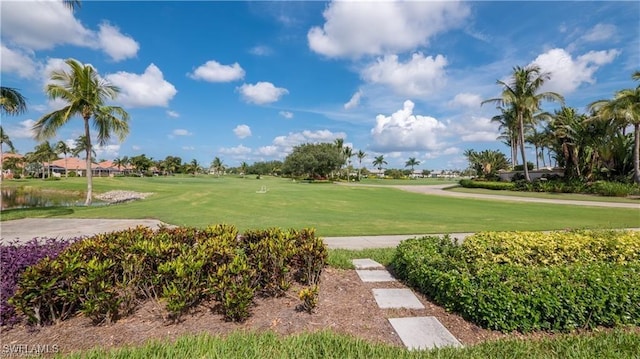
[392,232,640,333]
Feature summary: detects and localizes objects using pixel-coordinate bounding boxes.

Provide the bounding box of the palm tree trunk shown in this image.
[0,144,3,182]
[84,118,93,206]
[634,124,640,184]
[518,114,531,181]
[534,145,539,169]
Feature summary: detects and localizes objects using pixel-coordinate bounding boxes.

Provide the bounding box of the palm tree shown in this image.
[240,161,249,178]
[33,141,58,179]
[405,157,420,174]
[343,146,353,179]
[356,150,367,181]
[211,156,224,177]
[588,70,640,184]
[525,128,547,170]
[482,65,564,181]
[372,155,387,176]
[113,156,129,173]
[33,58,130,205]
[189,159,200,176]
[1,87,27,115]
[1,126,16,181]
[72,135,97,160]
[491,106,519,167]
[333,138,345,179]
[54,140,72,177]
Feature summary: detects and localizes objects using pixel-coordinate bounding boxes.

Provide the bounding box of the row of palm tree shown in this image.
[483,66,639,184]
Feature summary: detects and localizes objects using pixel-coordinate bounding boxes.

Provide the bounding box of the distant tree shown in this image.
[188,159,201,176]
[356,150,367,181]
[162,156,182,174]
[464,149,509,179]
[55,140,72,177]
[405,157,420,173]
[33,141,58,179]
[372,155,387,174]
[343,146,353,179]
[282,142,343,178]
[130,154,153,175]
[210,156,224,177]
[113,156,129,173]
[239,161,249,178]
[1,126,16,180]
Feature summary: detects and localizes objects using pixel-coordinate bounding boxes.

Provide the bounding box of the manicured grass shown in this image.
[328,248,396,269]
[449,186,640,204]
[2,176,638,236]
[60,329,640,359]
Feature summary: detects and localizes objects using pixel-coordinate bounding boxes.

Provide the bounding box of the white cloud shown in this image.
[166,110,180,118]
[106,64,177,107]
[182,146,195,150]
[233,124,252,139]
[97,22,139,61]
[256,145,279,157]
[6,119,37,139]
[361,53,448,97]
[273,129,346,149]
[237,82,288,105]
[531,48,620,94]
[219,145,252,156]
[0,0,93,50]
[449,116,499,143]
[370,100,446,152]
[1,44,38,78]
[249,45,273,56]
[344,90,362,110]
[1,2,138,62]
[132,145,141,151]
[448,93,482,109]
[279,111,294,119]
[172,129,192,136]
[308,1,469,58]
[582,23,617,43]
[94,144,120,158]
[189,60,245,82]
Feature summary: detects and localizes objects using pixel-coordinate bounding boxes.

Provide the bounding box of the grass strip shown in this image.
[59,329,640,359]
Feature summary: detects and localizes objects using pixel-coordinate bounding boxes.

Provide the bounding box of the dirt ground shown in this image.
[0,268,531,357]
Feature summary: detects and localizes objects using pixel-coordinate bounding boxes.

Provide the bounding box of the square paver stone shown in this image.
[372,288,424,309]
[356,270,397,282]
[388,316,462,350]
[352,258,384,269]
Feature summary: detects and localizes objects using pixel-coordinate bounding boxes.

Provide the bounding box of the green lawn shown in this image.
[448,186,640,204]
[2,176,638,236]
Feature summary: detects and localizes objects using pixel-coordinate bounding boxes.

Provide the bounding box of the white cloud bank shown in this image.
[189,60,245,82]
[370,100,446,152]
[344,90,362,110]
[308,1,469,58]
[531,48,620,95]
[237,82,288,105]
[106,64,177,107]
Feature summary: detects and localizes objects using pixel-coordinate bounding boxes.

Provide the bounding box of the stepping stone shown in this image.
[356,269,397,282]
[352,258,384,269]
[388,316,462,350]
[372,288,424,309]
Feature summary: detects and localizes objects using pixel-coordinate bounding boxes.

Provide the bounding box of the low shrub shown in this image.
[0,238,76,326]
[392,231,640,333]
[589,181,640,197]
[459,179,514,190]
[9,225,327,326]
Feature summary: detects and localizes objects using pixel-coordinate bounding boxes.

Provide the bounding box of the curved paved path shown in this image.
[336,183,640,209]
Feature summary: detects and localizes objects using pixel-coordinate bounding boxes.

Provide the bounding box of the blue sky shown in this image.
[1,1,638,171]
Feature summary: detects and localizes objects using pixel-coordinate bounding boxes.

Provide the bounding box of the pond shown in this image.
[0,187,105,210]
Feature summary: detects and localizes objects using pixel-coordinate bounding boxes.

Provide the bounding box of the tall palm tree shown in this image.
[0,87,27,115]
[482,65,564,181]
[333,138,345,179]
[240,161,249,178]
[113,156,129,174]
[588,70,640,184]
[1,126,16,181]
[525,128,547,170]
[372,155,387,175]
[405,157,420,174]
[211,156,224,177]
[55,140,72,177]
[491,106,519,167]
[343,146,353,179]
[33,58,130,205]
[356,150,367,181]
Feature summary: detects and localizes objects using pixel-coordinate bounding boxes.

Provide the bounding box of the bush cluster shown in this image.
[392,230,640,333]
[0,238,76,326]
[8,225,327,326]
[459,179,515,190]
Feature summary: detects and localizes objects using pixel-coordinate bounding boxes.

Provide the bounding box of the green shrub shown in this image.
[589,181,640,197]
[392,231,640,333]
[10,225,327,326]
[459,179,514,190]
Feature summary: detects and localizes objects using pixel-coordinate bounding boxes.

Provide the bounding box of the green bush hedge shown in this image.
[459,179,515,190]
[392,231,640,333]
[10,225,327,325]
